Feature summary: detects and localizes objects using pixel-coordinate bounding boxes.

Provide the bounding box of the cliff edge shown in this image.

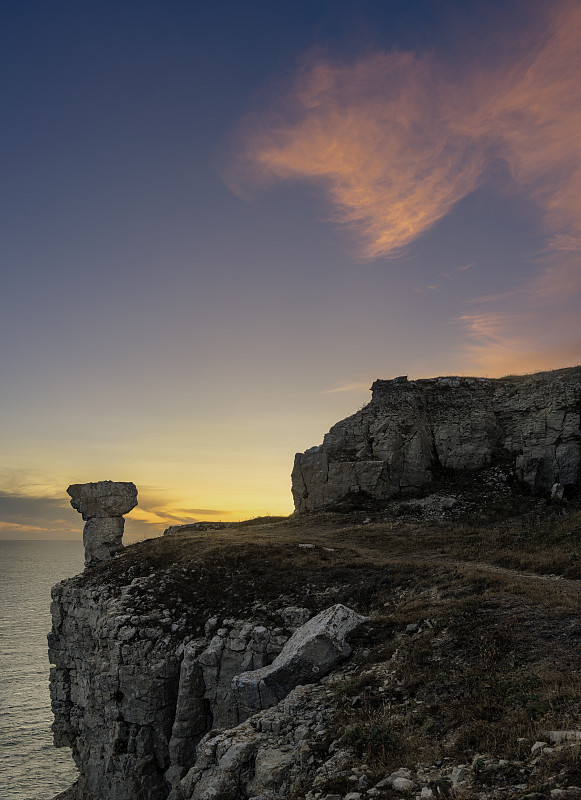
[49,508,581,800]
[292,367,581,512]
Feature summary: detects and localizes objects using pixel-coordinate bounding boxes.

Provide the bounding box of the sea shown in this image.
[0,540,85,800]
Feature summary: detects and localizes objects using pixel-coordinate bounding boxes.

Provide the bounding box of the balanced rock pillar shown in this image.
[67,480,138,567]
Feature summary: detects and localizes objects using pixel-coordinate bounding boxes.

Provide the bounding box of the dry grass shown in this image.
[76,503,581,792]
[324,584,581,789]
[83,502,581,616]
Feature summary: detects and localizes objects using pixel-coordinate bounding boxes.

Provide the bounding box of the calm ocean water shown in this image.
[0,540,84,800]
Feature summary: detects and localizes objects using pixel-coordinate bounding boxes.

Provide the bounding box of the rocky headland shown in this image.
[49,368,581,800]
[292,367,581,512]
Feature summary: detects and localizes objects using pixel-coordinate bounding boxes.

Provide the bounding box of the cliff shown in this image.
[49,509,581,800]
[292,367,581,513]
[48,368,581,800]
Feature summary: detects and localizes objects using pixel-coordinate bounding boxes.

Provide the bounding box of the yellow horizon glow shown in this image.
[2,357,580,541]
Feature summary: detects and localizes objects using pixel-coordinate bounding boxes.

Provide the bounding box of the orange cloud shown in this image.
[228,50,486,258]
[228,1,581,269]
[0,520,47,532]
[457,308,581,376]
[322,381,370,394]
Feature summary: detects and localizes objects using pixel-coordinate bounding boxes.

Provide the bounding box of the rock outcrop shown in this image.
[292,366,581,512]
[48,509,581,800]
[67,481,138,566]
[232,604,367,719]
[49,552,365,800]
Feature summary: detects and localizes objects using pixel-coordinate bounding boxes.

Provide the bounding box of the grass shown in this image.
[330,588,580,750]
[79,499,581,620]
[73,499,581,796]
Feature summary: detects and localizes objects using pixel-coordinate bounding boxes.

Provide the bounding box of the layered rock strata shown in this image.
[67,481,138,566]
[292,366,581,512]
[49,561,364,800]
[179,680,340,800]
[232,604,366,719]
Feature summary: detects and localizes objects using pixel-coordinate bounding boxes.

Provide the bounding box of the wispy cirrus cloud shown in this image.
[228,1,581,265]
[322,381,370,394]
[0,520,47,533]
[0,489,76,538]
[128,505,227,527]
[443,263,475,280]
[414,262,475,293]
[227,49,486,259]
[227,1,581,374]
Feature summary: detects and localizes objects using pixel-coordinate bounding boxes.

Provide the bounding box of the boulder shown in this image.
[233,604,366,717]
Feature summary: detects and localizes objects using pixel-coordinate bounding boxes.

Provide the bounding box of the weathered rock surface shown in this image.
[292,367,581,512]
[179,681,339,800]
[49,557,366,800]
[67,481,138,566]
[233,604,366,719]
[81,516,125,565]
[67,481,138,519]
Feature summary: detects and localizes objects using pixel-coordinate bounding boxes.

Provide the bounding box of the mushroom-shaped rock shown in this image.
[233,603,366,718]
[67,481,138,567]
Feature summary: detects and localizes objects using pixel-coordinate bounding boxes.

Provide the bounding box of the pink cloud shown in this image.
[229,2,581,268]
[227,1,581,373]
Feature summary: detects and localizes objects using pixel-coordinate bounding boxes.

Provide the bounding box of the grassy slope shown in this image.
[84,500,581,797]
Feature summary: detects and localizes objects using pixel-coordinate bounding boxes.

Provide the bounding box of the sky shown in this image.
[1,0,580,540]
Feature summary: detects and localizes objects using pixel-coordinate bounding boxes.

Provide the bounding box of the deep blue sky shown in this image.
[1,0,579,537]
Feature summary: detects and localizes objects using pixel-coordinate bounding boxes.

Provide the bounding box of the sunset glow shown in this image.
[1,0,579,539]
[233,2,581,262]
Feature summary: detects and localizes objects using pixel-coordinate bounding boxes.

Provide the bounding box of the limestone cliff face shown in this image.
[292,367,581,512]
[48,512,581,800]
[49,551,364,800]
[49,581,284,799]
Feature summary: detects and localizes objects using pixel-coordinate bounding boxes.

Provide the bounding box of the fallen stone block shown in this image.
[232,603,366,718]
